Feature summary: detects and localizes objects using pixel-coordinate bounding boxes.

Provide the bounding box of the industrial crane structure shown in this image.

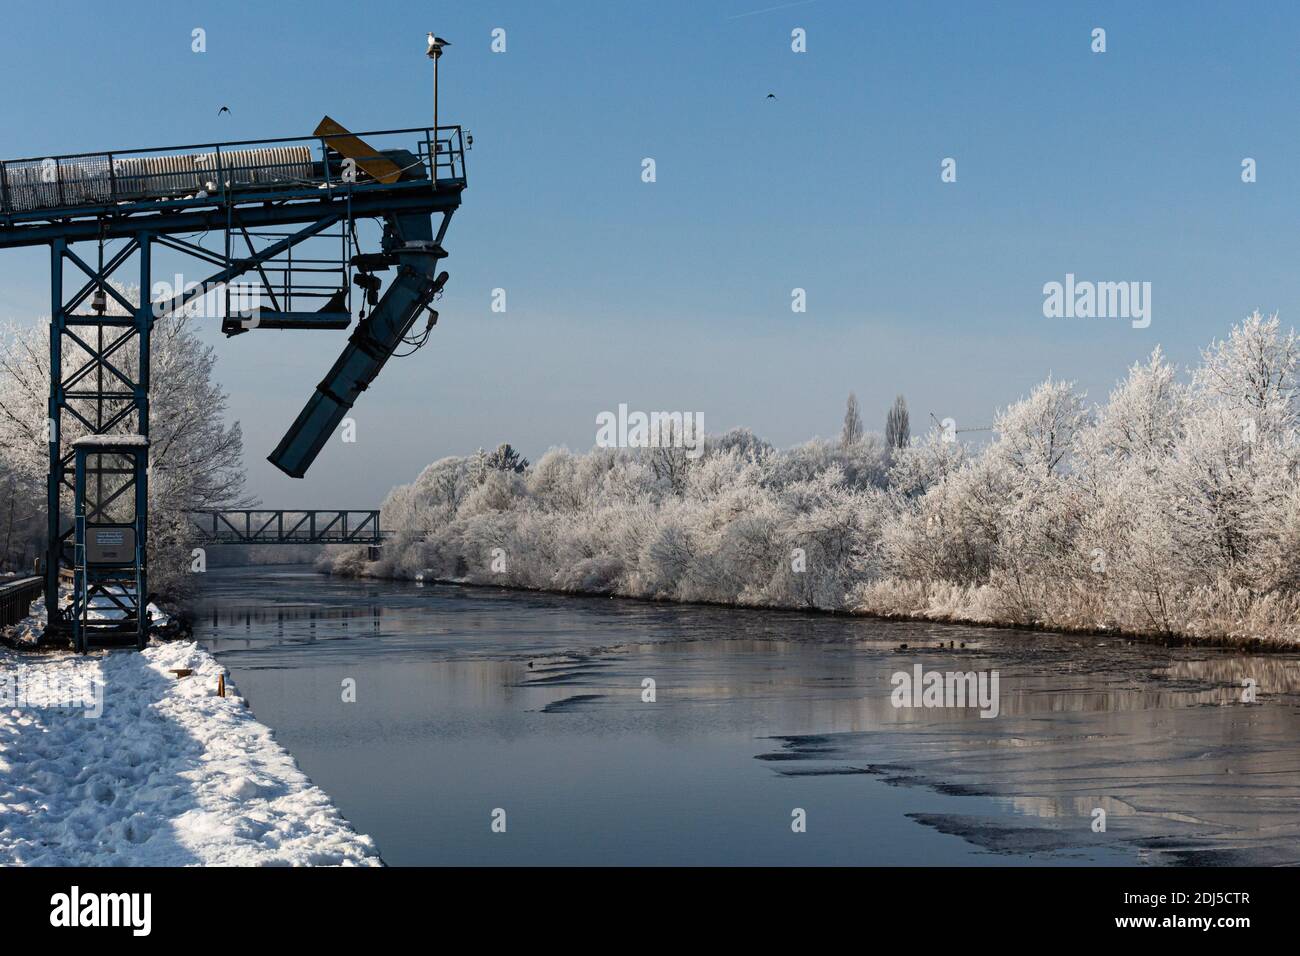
[0,115,467,650]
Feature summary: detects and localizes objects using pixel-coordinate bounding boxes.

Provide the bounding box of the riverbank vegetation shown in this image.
[332,312,1300,644]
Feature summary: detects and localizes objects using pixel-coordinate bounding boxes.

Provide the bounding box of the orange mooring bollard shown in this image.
[217,673,225,697]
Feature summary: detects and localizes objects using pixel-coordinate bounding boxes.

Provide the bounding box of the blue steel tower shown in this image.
[0,118,466,645]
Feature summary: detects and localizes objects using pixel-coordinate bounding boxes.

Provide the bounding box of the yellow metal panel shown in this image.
[313,117,403,185]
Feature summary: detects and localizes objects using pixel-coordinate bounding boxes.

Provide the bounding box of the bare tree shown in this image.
[885,394,910,451]
[841,392,863,447]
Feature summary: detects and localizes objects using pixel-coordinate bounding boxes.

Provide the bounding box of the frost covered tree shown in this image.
[886,427,965,499]
[885,394,910,451]
[841,392,863,447]
[645,419,695,495]
[990,377,1087,478]
[1194,311,1299,432]
[0,464,43,571]
[484,442,529,473]
[1081,347,1187,463]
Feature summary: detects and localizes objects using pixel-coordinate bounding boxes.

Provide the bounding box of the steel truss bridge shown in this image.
[0,118,466,642]
[187,510,386,546]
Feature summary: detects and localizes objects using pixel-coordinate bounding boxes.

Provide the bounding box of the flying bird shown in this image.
[217,106,231,116]
[426,33,451,58]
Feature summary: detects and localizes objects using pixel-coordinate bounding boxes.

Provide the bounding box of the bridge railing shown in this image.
[0,575,43,628]
[0,125,466,219]
[187,510,385,546]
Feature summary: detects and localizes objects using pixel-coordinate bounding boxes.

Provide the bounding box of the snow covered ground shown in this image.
[3,586,169,647]
[0,639,381,866]
[3,592,47,646]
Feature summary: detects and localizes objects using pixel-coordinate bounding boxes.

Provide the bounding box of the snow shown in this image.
[4,592,48,646]
[3,586,169,645]
[0,640,381,866]
[71,434,150,448]
[82,586,170,626]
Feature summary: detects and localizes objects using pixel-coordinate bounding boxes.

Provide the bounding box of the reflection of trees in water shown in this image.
[1158,655,1300,695]
[207,604,383,627]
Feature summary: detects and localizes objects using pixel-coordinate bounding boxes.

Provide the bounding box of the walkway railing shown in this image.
[0,125,467,219]
[0,576,43,628]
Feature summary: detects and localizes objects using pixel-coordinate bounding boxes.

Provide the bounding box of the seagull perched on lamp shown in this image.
[426,32,451,157]
[427,33,450,59]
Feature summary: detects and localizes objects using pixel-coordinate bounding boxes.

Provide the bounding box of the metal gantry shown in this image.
[0,121,467,643]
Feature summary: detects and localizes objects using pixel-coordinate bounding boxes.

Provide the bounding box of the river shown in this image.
[192,565,1300,866]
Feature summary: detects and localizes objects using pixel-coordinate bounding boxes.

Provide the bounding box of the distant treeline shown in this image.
[326,312,1300,646]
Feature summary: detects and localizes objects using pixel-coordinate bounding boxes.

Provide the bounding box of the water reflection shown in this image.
[192,566,1300,865]
[206,605,385,628]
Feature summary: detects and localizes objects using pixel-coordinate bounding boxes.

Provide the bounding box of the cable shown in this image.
[393,287,444,357]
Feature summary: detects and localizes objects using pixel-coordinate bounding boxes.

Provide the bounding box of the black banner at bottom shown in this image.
[0,865,1278,943]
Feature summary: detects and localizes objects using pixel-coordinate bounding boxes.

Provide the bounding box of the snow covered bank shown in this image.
[3,585,176,649]
[3,592,48,646]
[0,641,380,866]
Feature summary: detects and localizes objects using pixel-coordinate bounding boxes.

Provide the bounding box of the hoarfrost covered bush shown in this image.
[330,433,892,610]
[873,313,1300,640]
[339,312,1300,643]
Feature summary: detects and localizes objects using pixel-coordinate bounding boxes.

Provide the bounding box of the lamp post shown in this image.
[426,33,450,181]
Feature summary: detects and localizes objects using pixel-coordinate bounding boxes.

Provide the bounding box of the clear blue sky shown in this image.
[3,0,1299,505]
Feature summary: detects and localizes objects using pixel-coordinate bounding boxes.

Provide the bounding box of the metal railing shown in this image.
[0,125,467,217]
[0,576,43,629]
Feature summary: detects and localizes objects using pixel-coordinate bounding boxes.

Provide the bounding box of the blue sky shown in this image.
[3,0,1300,505]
